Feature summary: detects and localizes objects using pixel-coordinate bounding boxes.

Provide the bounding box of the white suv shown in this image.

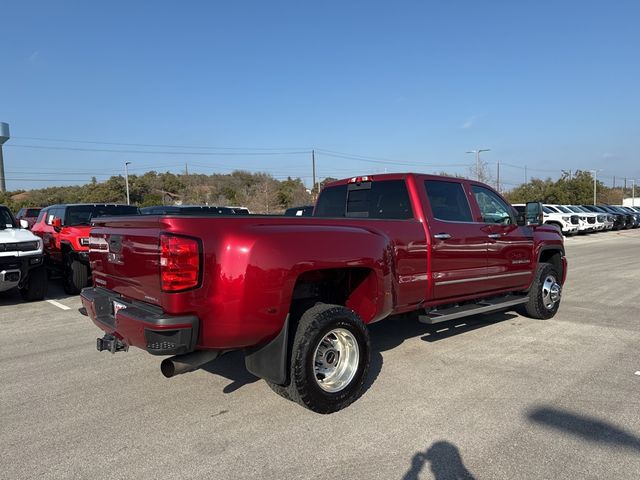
[0,205,48,301]
[549,204,593,233]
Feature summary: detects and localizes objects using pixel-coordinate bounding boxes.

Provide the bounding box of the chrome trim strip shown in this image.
[434,270,531,286]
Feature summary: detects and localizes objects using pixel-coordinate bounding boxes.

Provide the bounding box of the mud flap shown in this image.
[244,315,289,385]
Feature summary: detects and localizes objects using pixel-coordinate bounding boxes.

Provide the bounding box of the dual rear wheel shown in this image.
[267,303,371,414]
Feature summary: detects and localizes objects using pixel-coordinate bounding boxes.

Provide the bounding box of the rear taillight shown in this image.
[160,234,201,292]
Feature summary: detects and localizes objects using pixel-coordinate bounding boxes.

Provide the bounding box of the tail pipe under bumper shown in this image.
[160,350,223,378]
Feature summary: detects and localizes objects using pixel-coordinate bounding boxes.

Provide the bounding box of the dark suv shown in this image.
[31,204,139,293]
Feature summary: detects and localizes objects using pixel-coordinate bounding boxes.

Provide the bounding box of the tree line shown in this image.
[0,170,335,213]
[503,170,627,205]
[1,167,629,214]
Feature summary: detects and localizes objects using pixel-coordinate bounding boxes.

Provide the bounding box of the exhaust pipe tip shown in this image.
[161,350,222,378]
[160,358,179,378]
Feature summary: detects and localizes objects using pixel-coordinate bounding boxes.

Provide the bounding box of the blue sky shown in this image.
[2,0,639,191]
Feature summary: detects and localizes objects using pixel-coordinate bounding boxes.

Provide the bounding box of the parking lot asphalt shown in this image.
[1,229,639,480]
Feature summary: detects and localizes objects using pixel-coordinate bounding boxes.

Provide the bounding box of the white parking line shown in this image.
[46,299,71,311]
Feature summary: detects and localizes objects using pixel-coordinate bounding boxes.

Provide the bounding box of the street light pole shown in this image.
[312,149,317,197]
[125,161,131,205]
[465,148,490,181]
[631,179,636,207]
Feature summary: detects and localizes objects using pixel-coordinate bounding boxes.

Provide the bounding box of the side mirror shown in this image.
[52,217,63,231]
[19,219,29,229]
[525,202,544,226]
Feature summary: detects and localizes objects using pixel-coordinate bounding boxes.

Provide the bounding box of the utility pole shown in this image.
[496,160,500,192]
[631,179,636,207]
[185,162,189,176]
[525,165,528,184]
[311,149,316,196]
[0,122,10,193]
[589,169,600,205]
[613,176,616,189]
[125,161,131,205]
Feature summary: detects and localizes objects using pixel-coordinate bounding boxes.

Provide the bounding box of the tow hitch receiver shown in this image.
[97,334,129,354]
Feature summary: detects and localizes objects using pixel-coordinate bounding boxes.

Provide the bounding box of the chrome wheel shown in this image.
[541,275,561,310]
[313,328,360,393]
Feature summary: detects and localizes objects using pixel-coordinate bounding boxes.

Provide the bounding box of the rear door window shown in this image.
[424,180,473,222]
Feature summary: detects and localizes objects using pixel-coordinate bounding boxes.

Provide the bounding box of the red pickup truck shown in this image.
[81,173,566,413]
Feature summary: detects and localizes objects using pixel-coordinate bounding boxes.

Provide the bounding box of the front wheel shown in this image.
[523,263,562,320]
[278,303,371,414]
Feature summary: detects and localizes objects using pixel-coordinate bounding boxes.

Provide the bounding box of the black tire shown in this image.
[63,257,88,294]
[19,266,48,301]
[523,263,562,320]
[278,303,370,414]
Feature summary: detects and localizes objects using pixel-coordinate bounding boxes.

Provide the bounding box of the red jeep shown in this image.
[81,174,566,413]
[32,204,139,293]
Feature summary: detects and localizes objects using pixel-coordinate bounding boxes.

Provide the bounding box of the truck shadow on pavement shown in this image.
[198,349,385,397]
[200,351,261,393]
[196,311,515,396]
[401,440,476,480]
[528,406,640,452]
[369,310,518,353]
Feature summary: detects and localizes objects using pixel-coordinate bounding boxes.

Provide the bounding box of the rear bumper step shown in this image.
[419,295,529,324]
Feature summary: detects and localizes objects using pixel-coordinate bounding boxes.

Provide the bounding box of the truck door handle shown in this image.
[487,233,502,239]
[433,233,451,240]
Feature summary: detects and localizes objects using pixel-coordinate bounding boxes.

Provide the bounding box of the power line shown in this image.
[12,136,309,151]
[5,144,310,156]
[317,149,471,168]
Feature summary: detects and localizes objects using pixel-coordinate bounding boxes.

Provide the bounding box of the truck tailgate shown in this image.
[89,216,166,306]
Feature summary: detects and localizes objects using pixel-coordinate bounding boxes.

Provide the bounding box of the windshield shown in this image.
[554,205,571,213]
[0,207,17,229]
[25,208,41,217]
[64,205,139,226]
[567,206,582,213]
